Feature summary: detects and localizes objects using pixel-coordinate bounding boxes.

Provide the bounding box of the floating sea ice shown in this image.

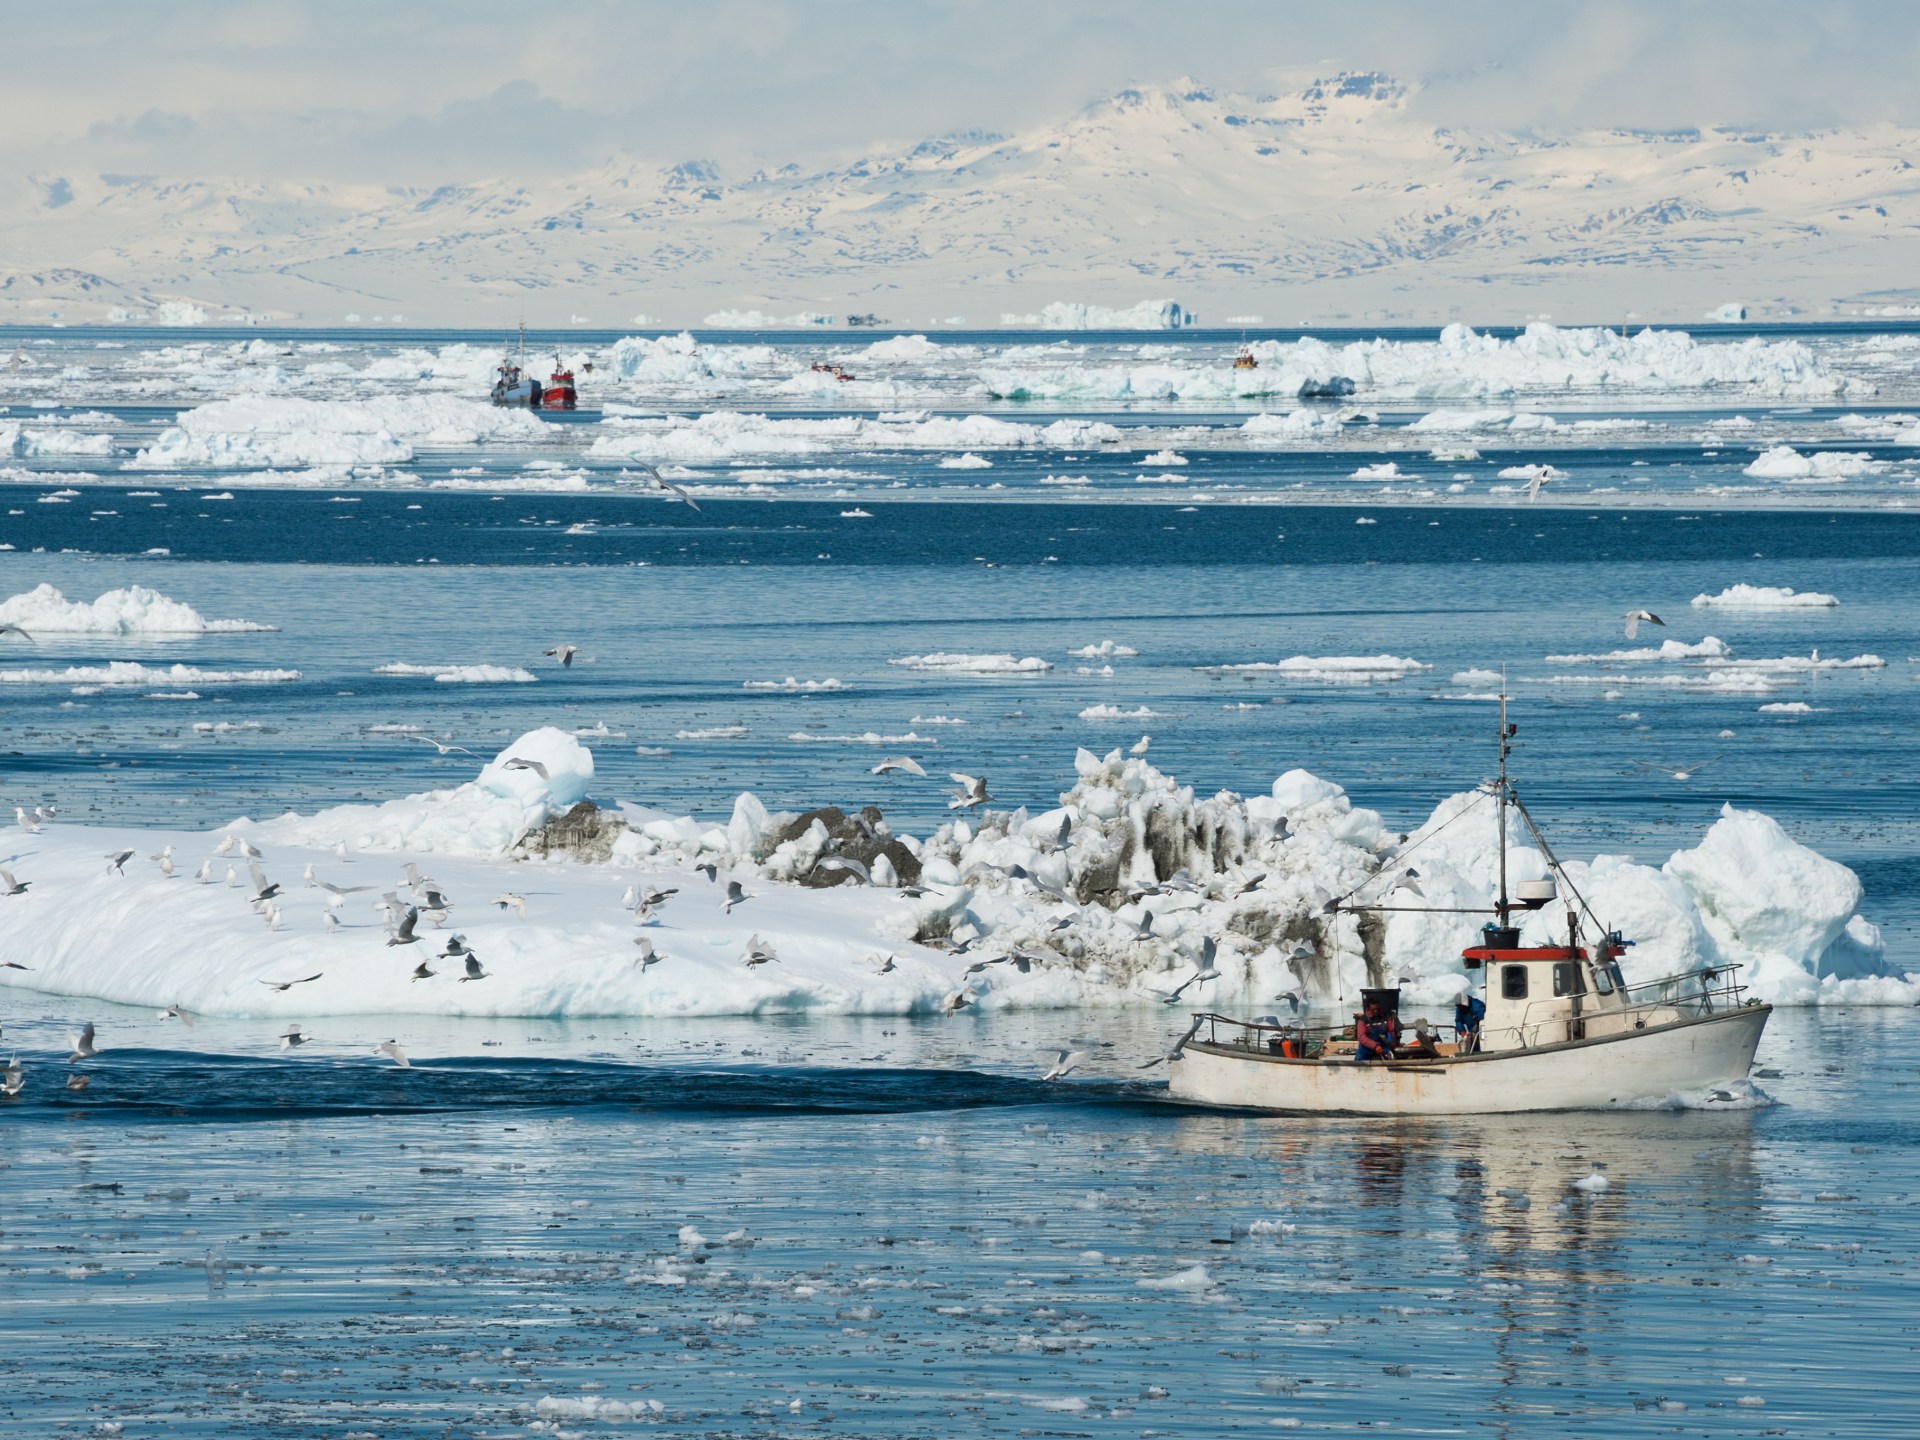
[373,662,537,684]
[1742,445,1880,480]
[0,583,274,634]
[1067,639,1137,658]
[1691,584,1840,608]
[1078,704,1161,720]
[888,652,1052,674]
[1571,1172,1611,1193]
[1138,1264,1214,1291]
[937,453,993,468]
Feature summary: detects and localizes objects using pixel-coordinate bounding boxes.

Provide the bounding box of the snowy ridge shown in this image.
[10,78,1920,323]
[0,729,1905,1020]
[0,583,274,635]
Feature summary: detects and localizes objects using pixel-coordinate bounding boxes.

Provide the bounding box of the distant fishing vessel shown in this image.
[1166,698,1771,1114]
[490,325,577,410]
[809,361,858,382]
[1233,345,1259,371]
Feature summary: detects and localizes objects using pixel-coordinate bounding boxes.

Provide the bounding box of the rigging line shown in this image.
[1332,786,1492,908]
[1509,787,1610,940]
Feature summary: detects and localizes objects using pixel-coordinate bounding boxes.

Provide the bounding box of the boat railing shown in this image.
[1192,1011,1467,1058]
[1614,963,1750,1015]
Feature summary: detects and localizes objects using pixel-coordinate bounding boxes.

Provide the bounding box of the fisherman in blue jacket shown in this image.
[1454,987,1487,1054]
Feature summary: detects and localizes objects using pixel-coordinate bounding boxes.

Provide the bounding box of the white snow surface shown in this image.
[3,732,1903,1019]
[1692,585,1841,609]
[0,583,273,635]
[132,396,546,468]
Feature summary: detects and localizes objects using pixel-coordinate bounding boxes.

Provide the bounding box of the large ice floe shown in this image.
[968,323,1863,404]
[0,584,273,635]
[2,729,1907,1020]
[131,396,547,468]
[1692,584,1841,609]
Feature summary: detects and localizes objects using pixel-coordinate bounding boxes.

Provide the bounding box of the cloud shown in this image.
[2,1,1917,183]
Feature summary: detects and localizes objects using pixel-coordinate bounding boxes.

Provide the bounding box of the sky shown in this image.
[7,1,1917,185]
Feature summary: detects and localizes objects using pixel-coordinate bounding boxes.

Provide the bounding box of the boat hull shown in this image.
[1167,1005,1770,1115]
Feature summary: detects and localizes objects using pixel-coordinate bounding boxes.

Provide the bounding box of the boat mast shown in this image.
[1496,681,1510,923]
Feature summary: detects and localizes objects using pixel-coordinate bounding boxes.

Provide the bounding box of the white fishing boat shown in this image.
[1165,699,1771,1115]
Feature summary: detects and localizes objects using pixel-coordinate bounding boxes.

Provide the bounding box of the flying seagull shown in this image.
[458,954,489,982]
[947,772,989,812]
[1041,1048,1089,1082]
[492,892,527,915]
[279,1026,309,1050]
[723,879,751,913]
[504,757,549,780]
[258,973,323,992]
[1623,609,1666,640]
[105,849,134,876]
[386,907,421,947]
[157,1003,193,1028]
[410,960,435,981]
[0,622,31,641]
[814,855,871,885]
[742,935,778,968]
[1637,755,1723,781]
[374,1039,410,1068]
[543,644,580,668]
[870,756,927,777]
[634,936,665,969]
[0,868,28,896]
[404,733,479,758]
[634,459,700,511]
[68,1023,97,1062]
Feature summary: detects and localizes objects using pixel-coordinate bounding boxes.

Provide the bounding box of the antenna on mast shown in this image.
[1496,668,1512,925]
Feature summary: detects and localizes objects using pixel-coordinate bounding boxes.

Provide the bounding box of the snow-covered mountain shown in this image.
[6,75,1920,327]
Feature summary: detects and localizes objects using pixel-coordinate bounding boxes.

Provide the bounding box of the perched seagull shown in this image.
[258,973,323,992]
[261,900,284,930]
[543,643,580,668]
[334,841,351,863]
[504,757,550,780]
[302,863,316,888]
[409,959,435,982]
[870,756,927,777]
[158,853,175,878]
[619,884,640,910]
[33,804,55,825]
[723,879,751,913]
[947,772,989,812]
[157,1003,193,1028]
[225,864,239,888]
[814,855,871,885]
[1623,609,1666,640]
[492,892,527,915]
[69,1023,98,1061]
[1130,735,1151,756]
[742,935,778,968]
[387,907,421,947]
[1041,1048,1089,1082]
[374,1039,410,1068]
[458,954,488,982]
[105,849,134,876]
[279,1026,309,1050]
[1637,756,1723,781]
[634,459,701,511]
[214,835,236,856]
[0,868,29,896]
[236,839,264,861]
[13,806,39,834]
[323,911,340,934]
[149,844,175,864]
[634,936,665,969]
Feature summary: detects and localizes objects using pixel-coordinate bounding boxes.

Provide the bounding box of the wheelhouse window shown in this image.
[1552,962,1587,997]
[1593,963,1616,995]
[1501,964,1529,1000]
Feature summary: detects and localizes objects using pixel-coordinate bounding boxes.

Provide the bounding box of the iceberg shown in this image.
[132,396,545,469]
[0,734,1903,1019]
[1691,585,1840,609]
[1000,300,1189,329]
